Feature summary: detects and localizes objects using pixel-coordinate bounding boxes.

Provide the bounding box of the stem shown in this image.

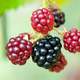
[53,26,68,38]
[30,32,43,43]
[47,0,54,7]
[29,31,49,43]
[62,26,67,32]
[47,0,51,3]
[46,0,59,11]
[54,27,64,36]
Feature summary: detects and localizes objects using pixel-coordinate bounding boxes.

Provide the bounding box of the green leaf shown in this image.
[0,0,35,16]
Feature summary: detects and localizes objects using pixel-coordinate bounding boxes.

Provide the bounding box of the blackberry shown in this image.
[52,9,65,28]
[63,28,80,53]
[49,53,67,72]
[31,8,54,34]
[32,35,62,69]
[6,35,32,65]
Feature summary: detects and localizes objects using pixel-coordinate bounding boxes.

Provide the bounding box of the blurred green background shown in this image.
[0,0,80,80]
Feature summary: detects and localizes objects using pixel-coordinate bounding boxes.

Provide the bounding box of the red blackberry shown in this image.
[31,8,54,34]
[32,35,62,69]
[49,53,67,72]
[63,28,80,53]
[52,9,65,28]
[6,35,32,65]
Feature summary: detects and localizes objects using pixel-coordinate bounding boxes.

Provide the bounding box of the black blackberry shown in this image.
[53,9,65,28]
[32,35,62,69]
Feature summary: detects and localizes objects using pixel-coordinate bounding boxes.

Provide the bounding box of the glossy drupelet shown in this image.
[6,35,32,65]
[31,8,54,34]
[63,28,80,53]
[32,35,62,69]
[52,9,65,28]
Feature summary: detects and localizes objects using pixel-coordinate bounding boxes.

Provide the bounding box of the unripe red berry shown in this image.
[31,8,54,34]
[63,28,80,53]
[6,34,32,65]
[49,53,67,72]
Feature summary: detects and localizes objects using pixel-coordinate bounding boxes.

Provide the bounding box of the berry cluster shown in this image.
[5,0,80,74]
[31,8,54,34]
[63,28,80,53]
[6,7,67,73]
[52,9,65,28]
[6,34,32,65]
[32,35,62,69]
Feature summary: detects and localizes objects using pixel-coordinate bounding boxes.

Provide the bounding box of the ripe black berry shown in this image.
[52,9,65,28]
[32,35,62,69]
